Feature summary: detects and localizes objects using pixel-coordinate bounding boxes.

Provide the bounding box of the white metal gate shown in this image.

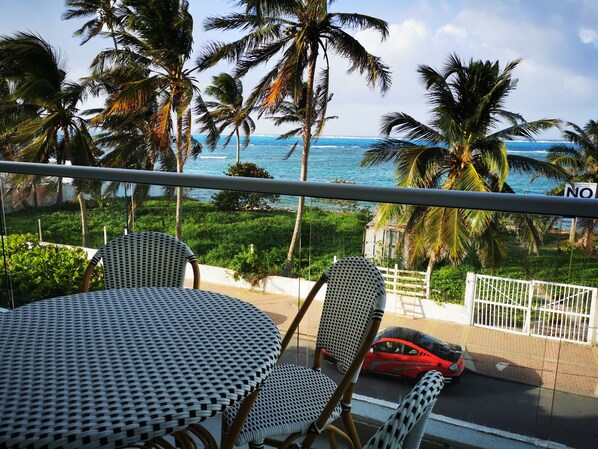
[465,273,598,344]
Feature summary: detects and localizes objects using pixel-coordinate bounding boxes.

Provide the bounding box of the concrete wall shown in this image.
[194,262,468,324]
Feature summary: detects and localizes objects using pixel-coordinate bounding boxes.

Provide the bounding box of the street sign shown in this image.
[564,182,597,199]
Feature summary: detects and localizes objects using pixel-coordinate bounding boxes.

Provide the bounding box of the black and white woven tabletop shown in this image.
[0,287,281,449]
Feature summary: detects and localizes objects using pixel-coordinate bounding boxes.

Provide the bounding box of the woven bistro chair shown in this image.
[363,370,444,449]
[82,231,200,291]
[219,256,386,449]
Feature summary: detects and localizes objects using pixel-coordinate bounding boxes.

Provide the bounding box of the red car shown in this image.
[325,327,465,384]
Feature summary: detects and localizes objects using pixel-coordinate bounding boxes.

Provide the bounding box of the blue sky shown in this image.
[1,0,597,139]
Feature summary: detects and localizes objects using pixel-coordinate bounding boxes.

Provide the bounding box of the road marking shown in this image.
[496,361,509,372]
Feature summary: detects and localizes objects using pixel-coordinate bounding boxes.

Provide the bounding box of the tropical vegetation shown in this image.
[0,32,100,246]
[3,200,597,306]
[361,54,567,270]
[87,0,208,239]
[0,1,595,295]
[3,199,370,282]
[0,233,103,307]
[212,162,279,211]
[202,73,255,164]
[199,0,391,273]
[536,120,598,254]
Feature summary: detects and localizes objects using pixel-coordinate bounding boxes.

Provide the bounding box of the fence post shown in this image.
[38,219,42,243]
[464,272,476,326]
[524,281,534,335]
[588,287,598,346]
[103,226,107,245]
[425,264,432,299]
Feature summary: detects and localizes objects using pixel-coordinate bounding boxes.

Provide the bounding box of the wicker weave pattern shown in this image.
[0,287,281,449]
[223,257,386,447]
[223,364,341,445]
[91,232,197,289]
[317,256,387,375]
[363,370,444,449]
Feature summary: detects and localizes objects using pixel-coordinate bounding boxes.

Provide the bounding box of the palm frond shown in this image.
[379,112,443,143]
[507,154,568,180]
[330,13,389,39]
[327,28,391,93]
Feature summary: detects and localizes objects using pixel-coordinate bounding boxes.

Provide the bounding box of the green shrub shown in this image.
[230,245,284,286]
[212,163,280,211]
[431,264,473,303]
[0,234,103,307]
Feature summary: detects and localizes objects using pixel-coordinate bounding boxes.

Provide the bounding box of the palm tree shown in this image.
[200,0,391,274]
[0,32,99,246]
[269,81,336,158]
[91,100,180,229]
[62,0,122,49]
[361,54,564,269]
[202,73,255,164]
[540,120,598,254]
[91,0,207,239]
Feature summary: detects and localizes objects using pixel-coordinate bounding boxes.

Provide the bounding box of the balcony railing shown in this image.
[1,161,597,449]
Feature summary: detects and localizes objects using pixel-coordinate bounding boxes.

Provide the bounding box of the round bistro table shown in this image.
[0,287,281,449]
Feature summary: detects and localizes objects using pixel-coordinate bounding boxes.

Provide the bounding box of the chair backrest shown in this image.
[363,370,444,449]
[316,256,387,379]
[82,231,200,291]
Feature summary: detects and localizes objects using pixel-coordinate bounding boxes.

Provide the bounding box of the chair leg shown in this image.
[221,388,262,449]
[323,425,354,449]
[278,433,303,449]
[326,429,338,449]
[341,410,361,449]
[187,424,219,449]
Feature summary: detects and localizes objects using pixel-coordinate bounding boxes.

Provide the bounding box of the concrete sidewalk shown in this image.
[200,281,598,399]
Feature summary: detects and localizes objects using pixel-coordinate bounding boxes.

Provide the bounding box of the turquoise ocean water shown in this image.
[184,135,560,205]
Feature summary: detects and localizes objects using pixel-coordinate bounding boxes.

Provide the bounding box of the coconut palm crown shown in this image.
[62,0,122,49]
[90,0,207,238]
[203,73,255,164]
[361,54,564,269]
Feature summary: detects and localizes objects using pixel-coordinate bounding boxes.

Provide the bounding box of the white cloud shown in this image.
[578,28,598,46]
[436,24,467,40]
[562,74,595,97]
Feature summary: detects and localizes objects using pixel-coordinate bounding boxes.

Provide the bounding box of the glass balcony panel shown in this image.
[0,166,596,449]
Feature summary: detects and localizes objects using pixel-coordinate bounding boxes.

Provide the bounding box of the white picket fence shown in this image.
[377,265,431,317]
[465,273,598,345]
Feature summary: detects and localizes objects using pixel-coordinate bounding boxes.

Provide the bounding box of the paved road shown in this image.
[280,341,598,449]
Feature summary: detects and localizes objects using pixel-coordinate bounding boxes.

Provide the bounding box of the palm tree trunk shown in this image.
[78,192,89,247]
[569,218,576,244]
[175,112,184,239]
[283,49,318,276]
[32,182,38,208]
[55,180,63,206]
[235,128,241,164]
